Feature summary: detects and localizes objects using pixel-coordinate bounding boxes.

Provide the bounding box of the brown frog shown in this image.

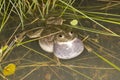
[27,17,84,59]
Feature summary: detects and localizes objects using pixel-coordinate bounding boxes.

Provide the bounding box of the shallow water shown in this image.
[0,0,120,80]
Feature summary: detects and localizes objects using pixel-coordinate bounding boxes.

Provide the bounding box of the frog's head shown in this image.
[54,29,77,43]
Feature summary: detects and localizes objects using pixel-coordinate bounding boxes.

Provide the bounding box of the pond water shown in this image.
[0,0,120,80]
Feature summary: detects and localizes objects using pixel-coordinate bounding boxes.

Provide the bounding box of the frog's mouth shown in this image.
[55,38,77,46]
[54,34,77,43]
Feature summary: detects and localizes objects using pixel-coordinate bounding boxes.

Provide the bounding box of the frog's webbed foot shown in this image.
[26,28,44,38]
[46,17,64,26]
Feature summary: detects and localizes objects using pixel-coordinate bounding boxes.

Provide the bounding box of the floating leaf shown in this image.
[70,19,78,26]
[2,63,16,76]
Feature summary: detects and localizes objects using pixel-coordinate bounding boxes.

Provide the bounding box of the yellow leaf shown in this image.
[2,63,16,76]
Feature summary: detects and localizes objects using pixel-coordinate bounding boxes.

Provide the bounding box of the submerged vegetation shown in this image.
[0,0,120,80]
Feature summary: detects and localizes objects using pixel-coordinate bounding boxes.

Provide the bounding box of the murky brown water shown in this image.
[0,0,120,80]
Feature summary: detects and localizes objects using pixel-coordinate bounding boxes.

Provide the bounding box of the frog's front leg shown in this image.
[53,55,62,66]
[15,31,27,43]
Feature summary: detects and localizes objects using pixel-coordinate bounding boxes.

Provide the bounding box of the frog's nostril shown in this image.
[59,34,62,37]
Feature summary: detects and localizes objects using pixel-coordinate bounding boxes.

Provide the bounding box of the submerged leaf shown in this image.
[2,63,16,76]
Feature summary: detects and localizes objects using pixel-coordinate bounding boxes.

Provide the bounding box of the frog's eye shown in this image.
[69,31,74,36]
[58,34,64,38]
[57,34,65,39]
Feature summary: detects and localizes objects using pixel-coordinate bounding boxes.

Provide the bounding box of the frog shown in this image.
[53,28,84,59]
[27,17,84,59]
